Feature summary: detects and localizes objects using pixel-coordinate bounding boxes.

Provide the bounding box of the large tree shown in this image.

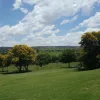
[80,31,100,69]
[8,45,36,72]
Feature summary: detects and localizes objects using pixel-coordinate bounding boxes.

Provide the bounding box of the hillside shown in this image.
[0,65,100,100]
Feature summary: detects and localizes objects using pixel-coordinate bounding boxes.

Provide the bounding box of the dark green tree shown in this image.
[51,55,58,63]
[36,53,51,67]
[60,49,76,67]
[80,31,100,69]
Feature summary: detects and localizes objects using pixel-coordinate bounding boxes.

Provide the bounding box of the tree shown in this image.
[0,54,5,72]
[36,53,51,67]
[0,54,11,72]
[8,45,36,72]
[51,55,58,63]
[60,49,76,67]
[76,49,86,70]
[80,31,100,69]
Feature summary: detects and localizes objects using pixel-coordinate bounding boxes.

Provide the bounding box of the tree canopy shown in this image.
[36,53,51,67]
[8,45,36,72]
[80,31,100,69]
[60,49,76,67]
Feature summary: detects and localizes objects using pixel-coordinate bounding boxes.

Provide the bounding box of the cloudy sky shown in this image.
[0,0,100,46]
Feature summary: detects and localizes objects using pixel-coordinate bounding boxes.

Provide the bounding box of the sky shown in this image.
[0,0,100,46]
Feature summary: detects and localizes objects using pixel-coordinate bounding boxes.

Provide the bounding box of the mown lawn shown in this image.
[0,63,100,100]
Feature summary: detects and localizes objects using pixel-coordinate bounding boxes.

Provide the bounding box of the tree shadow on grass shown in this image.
[1,70,32,75]
[0,70,7,73]
[61,66,76,69]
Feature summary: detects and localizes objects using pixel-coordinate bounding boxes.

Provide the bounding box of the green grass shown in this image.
[0,63,100,100]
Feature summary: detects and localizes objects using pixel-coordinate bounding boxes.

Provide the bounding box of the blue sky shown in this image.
[0,0,100,46]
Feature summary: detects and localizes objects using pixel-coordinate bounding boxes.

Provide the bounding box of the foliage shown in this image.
[0,54,11,72]
[36,53,51,67]
[8,45,36,72]
[50,55,59,63]
[80,31,100,69]
[0,54,6,71]
[60,49,76,67]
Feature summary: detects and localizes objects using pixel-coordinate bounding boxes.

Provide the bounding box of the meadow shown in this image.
[0,63,100,100]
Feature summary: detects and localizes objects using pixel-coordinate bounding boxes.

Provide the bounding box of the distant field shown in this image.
[0,63,100,100]
[39,51,62,56]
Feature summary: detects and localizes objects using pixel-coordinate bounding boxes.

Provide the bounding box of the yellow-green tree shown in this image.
[8,45,36,72]
[0,54,11,72]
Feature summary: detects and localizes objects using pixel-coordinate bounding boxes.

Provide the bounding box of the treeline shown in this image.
[0,31,100,73]
[35,31,100,71]
[0,45,79,73]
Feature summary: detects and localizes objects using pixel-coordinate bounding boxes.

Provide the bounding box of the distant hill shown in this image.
[33,46,80,49]
[0,47,12,54]
[0,47,12,50]
[0,46,80,53]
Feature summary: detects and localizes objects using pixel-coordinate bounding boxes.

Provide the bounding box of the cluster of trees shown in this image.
[0,45,36,72]
[1,31,99,73]
[0,44,77,72]
[36,49,77,68]
[36,31,100,70]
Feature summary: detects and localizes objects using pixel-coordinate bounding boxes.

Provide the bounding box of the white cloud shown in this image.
[72,12,100,31]
[79,12,100,28]
[84,28,100,33]
[71,15,78,22]
[22,0,41,5]
[13,0,29,13]
[13,0,41,10]
[60,15,78,25]
[60,20,70,25]
[21,31,84,46]
[13,0,22,9]
[13,0,100,18]
[1,0,100,46]
[20,8,28,14]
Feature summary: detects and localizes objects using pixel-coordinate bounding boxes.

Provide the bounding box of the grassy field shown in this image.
[0,63,100,100]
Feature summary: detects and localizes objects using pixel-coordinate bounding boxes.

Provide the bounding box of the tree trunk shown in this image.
[19,66,22,72]
[7,66,8,73]
[40,64,42,67]
[24,65,29,72]
[2,66,4,72]
[68,63,70,68]
[16,66,22,72]
[80,62,83,67]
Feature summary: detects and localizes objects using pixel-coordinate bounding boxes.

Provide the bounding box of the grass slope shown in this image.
[0,66,100,100]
